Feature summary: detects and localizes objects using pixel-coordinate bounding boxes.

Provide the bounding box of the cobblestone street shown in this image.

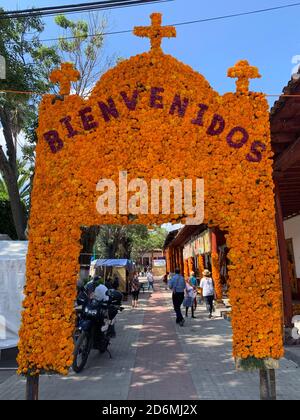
[1,283,300,400]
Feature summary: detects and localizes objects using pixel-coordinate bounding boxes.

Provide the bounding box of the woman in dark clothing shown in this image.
[131,274,140,308]
[163,272,169,290]
[112,276,120,290]
[105,277,113,289]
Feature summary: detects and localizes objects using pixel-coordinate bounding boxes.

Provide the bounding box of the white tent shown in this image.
[0,241,28,350]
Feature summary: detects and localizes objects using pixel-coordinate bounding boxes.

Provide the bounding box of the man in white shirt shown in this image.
[94,283,109,302]
[200,269,215,319]
[94,281,116,337]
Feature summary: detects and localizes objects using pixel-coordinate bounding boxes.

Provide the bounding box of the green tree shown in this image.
[55,13,112,97]
[0,11,114,239]
[131,226,168,262]
[0,11,59,239]
[95,225,149,260]
[95,225,167,262]
[0,159,32,211]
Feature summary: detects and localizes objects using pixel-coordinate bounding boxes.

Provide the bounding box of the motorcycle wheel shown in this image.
[98,335,110,354]
[72,331,91,373]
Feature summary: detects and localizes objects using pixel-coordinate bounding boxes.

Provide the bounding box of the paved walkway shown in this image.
[128,288,197,400]
[1,283,300,400]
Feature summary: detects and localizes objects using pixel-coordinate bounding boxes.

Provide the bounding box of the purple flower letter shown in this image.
[44,130,64,154]
[60,116,78,138]
[98,98,120,122]
[246,141,267,163]
[79,107,99,131]
[191,104,209,126]
[227,127,249,149]
[150,87,164,109]
[169,94,189,117]
[207,114,225,136]
[120,90,139,111]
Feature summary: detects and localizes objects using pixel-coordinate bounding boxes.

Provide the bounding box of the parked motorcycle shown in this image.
[73,286,123,373]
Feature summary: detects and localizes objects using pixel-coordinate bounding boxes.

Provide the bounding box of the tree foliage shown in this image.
[0,10,112,239]
[0,159,32,211]
[95,225,148,260]
[131,226,168,262]
[95,225,167,262]
[0,10,59,239]
[55,13,113,97]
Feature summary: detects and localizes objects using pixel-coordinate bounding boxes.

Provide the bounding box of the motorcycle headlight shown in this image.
[85,308,98,316]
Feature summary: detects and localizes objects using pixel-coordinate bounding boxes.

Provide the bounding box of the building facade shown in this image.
[164,225,228,302]
[270,70,300,326]
[138,249,164,271]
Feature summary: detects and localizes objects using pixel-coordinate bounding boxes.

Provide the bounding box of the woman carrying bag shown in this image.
[200,269,215,319]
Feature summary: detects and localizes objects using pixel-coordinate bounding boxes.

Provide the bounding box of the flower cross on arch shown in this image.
[134,13,176,54]
[50,62,80,96]
[228,60,261,94]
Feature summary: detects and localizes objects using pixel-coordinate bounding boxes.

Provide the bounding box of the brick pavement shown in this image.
[162,290,300,400]
[0,293,149,400]
[128,288,197,400]
[0,283,300,400]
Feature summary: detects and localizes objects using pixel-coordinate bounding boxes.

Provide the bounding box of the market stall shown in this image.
[90,259,135,295]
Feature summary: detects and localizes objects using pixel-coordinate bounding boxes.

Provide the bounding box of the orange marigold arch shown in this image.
[18,13,283,376]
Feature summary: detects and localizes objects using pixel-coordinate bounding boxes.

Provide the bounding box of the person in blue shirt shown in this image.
[189,271,197,288]
[169,268,186,327]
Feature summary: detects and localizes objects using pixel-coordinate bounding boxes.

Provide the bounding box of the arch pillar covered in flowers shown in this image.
[211,229,222,302]
[18,13,283,381]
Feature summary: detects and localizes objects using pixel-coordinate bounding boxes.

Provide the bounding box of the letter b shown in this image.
[43,130,64,153]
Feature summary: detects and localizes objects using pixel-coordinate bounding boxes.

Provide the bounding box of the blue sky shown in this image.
[2,0,300,105]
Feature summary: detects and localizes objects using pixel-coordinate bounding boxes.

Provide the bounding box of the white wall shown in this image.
[285,215,300,278]
[0,242,27,349]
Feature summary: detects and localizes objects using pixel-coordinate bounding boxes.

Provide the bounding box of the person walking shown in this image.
[105,277,113,290]
[131,274,140,308]
[189,271,198,312]
[200,269,215,319]
[112,275,120,290]
[169,268,186,327]
[163,272,169,290]
[184,278,196,319]
[147,270,154,291]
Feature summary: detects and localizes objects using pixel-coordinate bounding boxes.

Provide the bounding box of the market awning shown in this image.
[94,259,134,270]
